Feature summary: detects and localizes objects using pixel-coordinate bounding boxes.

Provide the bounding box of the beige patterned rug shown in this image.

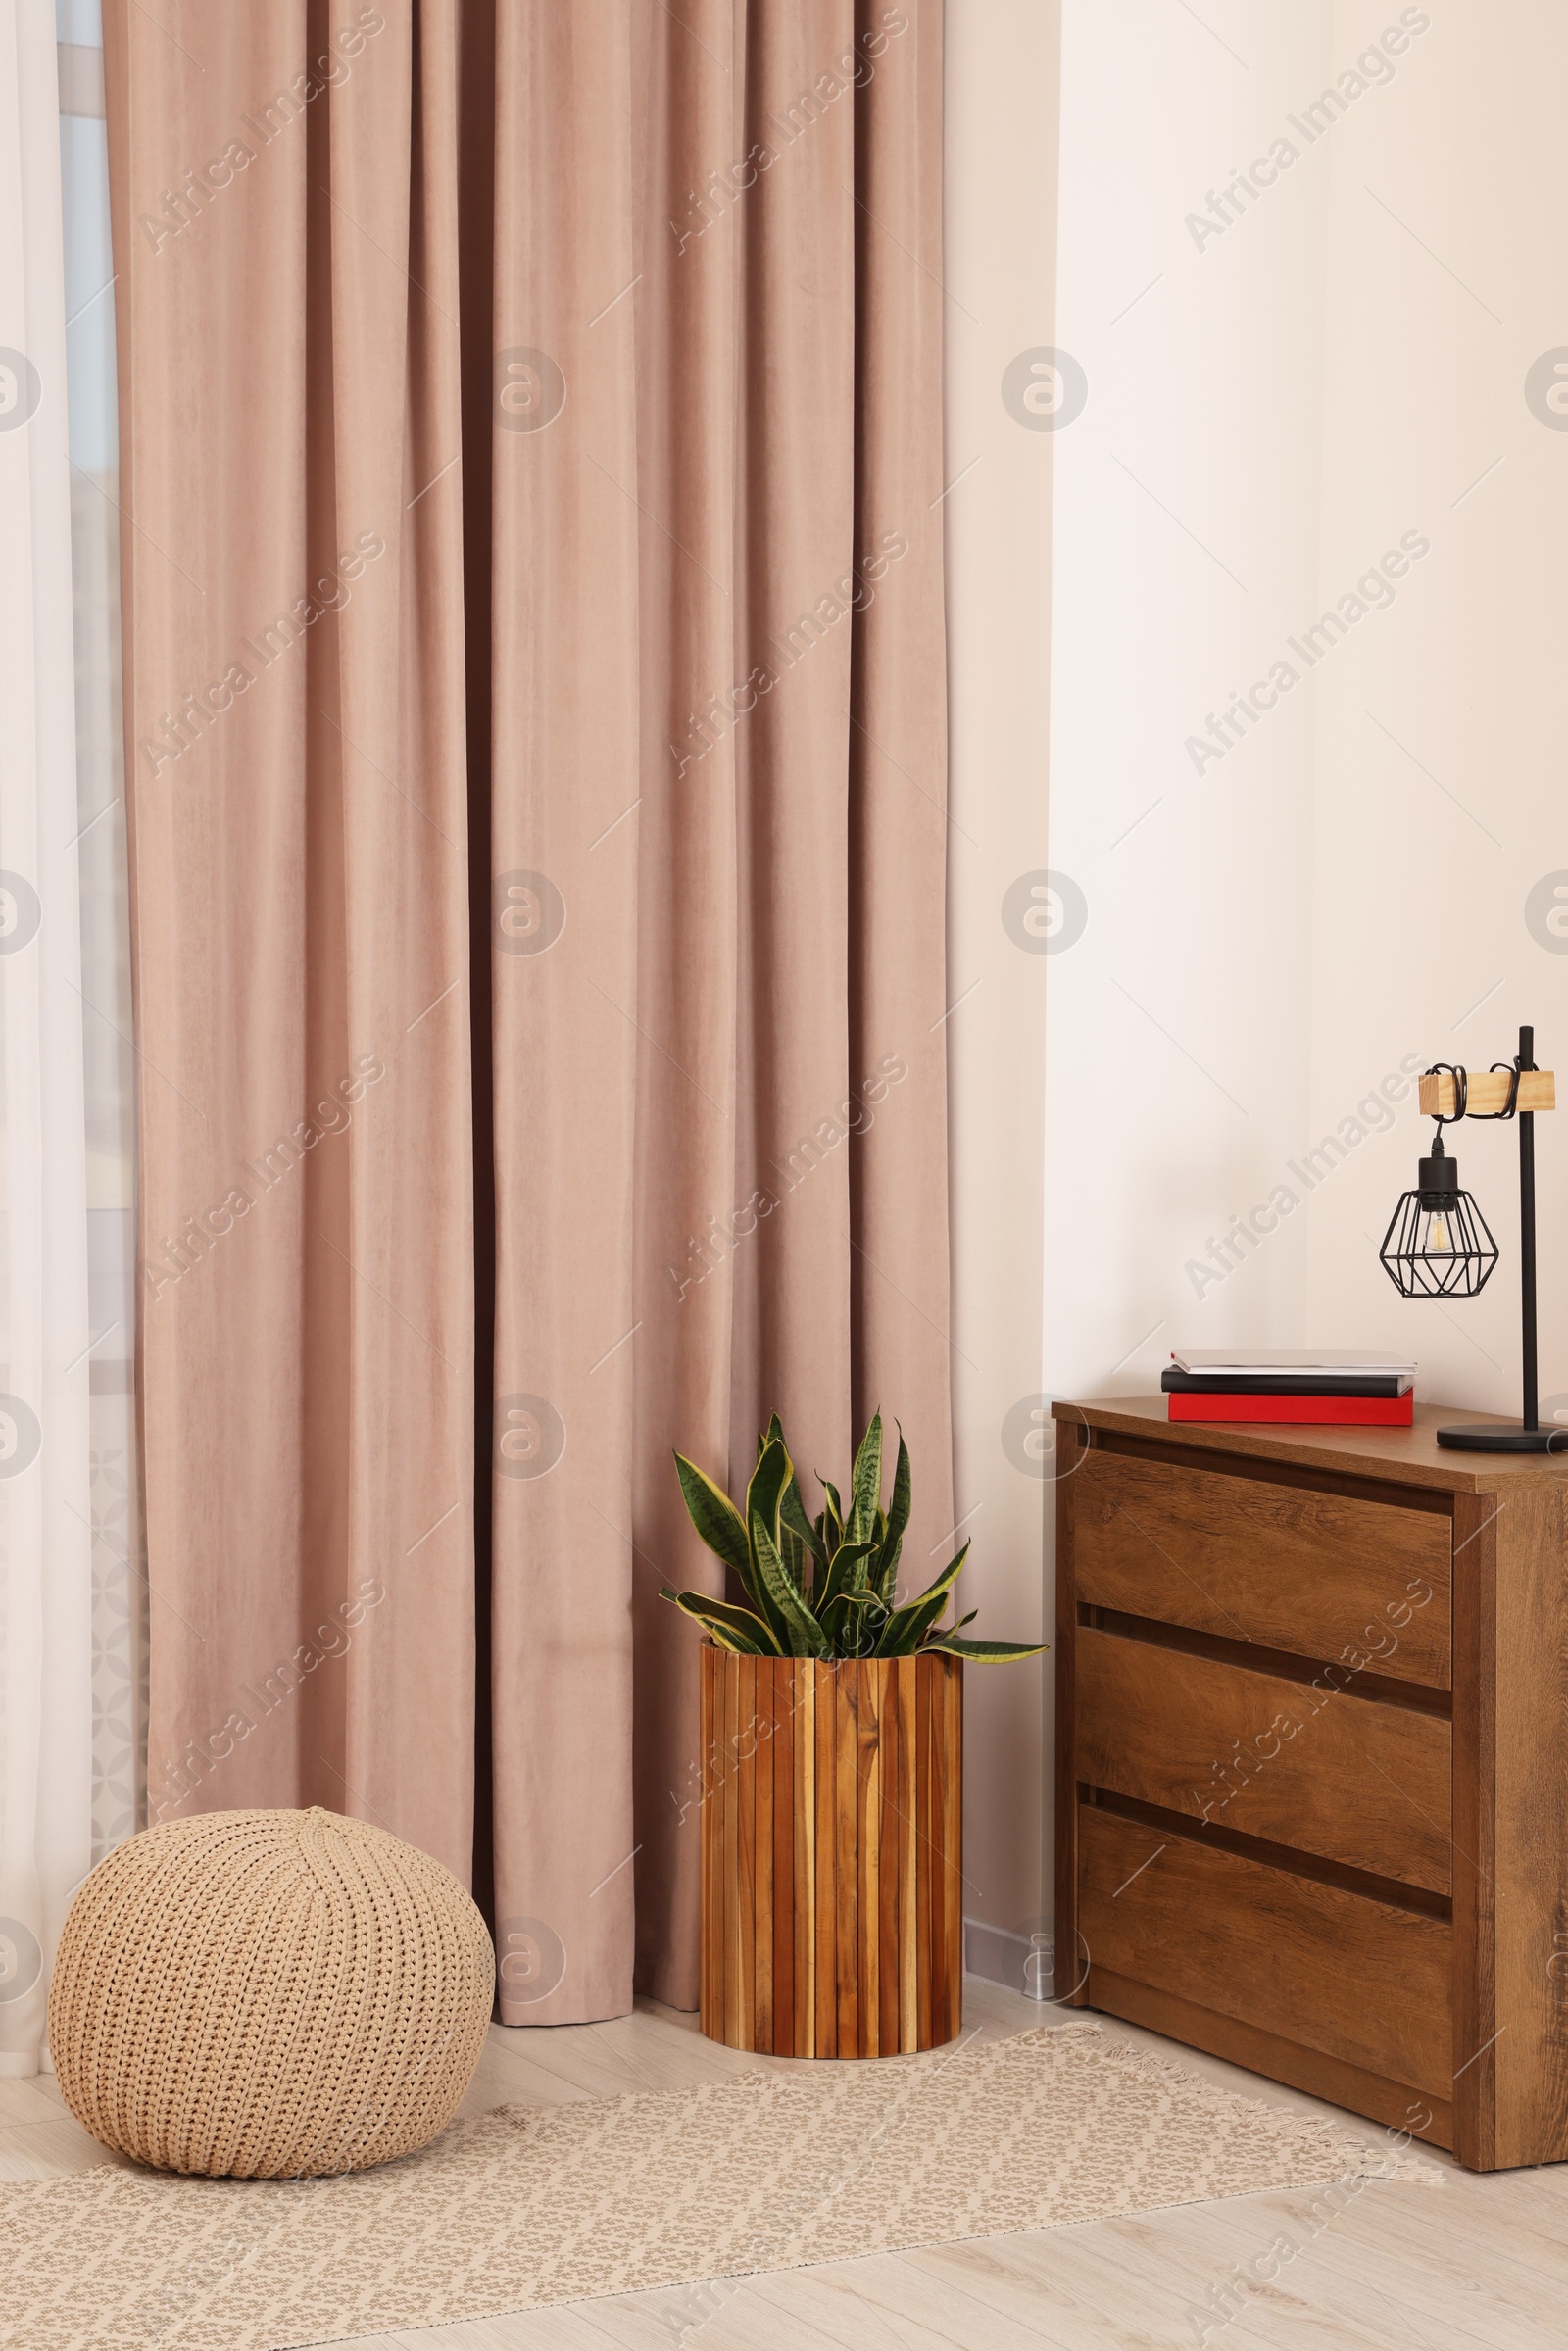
[1,2025,1437,2351]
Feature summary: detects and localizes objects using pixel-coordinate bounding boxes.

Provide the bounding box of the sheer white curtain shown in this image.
[0,0,95,2074]
[58,0,143,1874]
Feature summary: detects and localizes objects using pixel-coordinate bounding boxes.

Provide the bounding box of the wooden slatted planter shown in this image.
[698,1647,962,2056]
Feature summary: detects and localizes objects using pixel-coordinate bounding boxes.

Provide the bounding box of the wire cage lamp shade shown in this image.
[1379,1165,1497,1298]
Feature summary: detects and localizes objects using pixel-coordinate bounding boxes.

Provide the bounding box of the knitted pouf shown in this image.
[47,1807,494,2178]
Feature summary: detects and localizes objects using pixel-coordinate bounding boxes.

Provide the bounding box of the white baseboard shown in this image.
[963,1916,1054,2000]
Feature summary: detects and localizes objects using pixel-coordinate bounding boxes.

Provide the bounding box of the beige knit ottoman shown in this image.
[48,1807,494,2177]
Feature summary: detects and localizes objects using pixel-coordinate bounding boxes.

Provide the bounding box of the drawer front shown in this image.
[1074,1446,1451,1688]
[1074,1625,1452,1892]
[1078,1804,1452,2099]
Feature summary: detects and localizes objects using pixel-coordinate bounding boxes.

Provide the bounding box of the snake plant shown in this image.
[661,1412,1045,1662]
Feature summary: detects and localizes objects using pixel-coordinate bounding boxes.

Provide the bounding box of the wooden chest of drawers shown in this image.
[1054,1397,1568,2171]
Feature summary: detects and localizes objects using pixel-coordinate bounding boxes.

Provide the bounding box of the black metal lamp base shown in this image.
[1437,1422,1568,1453]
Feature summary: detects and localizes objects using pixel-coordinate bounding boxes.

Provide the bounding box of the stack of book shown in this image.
[1161,1350,1416,1426]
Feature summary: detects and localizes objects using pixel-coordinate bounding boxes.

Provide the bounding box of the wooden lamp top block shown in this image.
[1418,1068,1555,1118]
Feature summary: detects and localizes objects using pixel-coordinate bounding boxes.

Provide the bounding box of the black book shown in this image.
[1161,1368,1414,1398]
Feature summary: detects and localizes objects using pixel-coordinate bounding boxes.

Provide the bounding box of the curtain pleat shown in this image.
[619,0,749,2013]
[486,2,645,2021]
[104,0,951,2023]
[844,4,952,1511]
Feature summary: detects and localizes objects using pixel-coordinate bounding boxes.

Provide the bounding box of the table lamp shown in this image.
[1379,1025,1562,1452]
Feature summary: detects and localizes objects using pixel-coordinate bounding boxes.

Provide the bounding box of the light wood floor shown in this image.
[6,1978,1565,2348]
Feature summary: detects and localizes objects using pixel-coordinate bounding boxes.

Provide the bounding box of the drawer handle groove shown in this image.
[1085,1787,1453,1922]
[1078,1604,1453,1718]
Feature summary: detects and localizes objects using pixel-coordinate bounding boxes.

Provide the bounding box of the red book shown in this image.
[1166,1393,1414,1426]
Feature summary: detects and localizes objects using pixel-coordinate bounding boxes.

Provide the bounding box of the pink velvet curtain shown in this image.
[105,0,952,2019]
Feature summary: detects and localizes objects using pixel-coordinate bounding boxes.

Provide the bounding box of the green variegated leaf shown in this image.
[816,1594,851,1650]
[744,1436,800,1647]
[879,1586,951,1655]
[673,1454,753,1581]
[814,1538,876,1624]
[908,1538,970,1614]
[846,1412,884,1546]
[873,1541,970,1656]
[846,1538,876,1594]
[875,1429,912,1601]
[753,1517,828,1657]
[779,1522,812,1601]
[659,1586,780,1654]
[747,1436,793,1550]
[779,1474,827,1574]
[919,1634,1050,1661]
[822,1586,889,1657]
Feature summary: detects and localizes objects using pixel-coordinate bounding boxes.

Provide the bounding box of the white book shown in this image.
[1172,1348,1417,1378]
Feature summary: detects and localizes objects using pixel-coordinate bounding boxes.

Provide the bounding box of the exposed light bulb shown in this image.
[1419,1208,1454,1257]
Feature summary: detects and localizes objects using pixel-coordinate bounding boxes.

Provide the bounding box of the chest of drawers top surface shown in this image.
[1053,1395,1568,1495]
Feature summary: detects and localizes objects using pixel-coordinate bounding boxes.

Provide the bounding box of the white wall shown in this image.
[1304,1,1568,1414]
[947,0,1568,1987]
